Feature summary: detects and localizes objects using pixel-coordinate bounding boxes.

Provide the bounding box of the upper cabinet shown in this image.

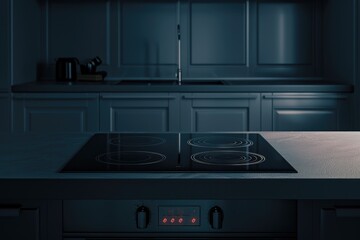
[9,0,357,84]
[0,0,11,91]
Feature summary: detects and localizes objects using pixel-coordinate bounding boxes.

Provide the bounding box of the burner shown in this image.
[96,151,166,166]
[109,136,166,147]
[191,151,265,166]
[187,136,253,148]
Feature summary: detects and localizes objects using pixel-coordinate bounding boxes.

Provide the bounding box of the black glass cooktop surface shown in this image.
[60,133,297,173]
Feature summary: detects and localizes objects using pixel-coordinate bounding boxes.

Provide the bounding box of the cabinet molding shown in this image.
[13,93,99,133]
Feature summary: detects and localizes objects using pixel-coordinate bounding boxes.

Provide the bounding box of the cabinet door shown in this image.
[0,0,10,91]
[100,93,179,132]
[13,93,99,133]
[314,201,360,240]
[181,93,260,132]
[0,93,11,133]
[0,201,46,240]
[261,93,352,131]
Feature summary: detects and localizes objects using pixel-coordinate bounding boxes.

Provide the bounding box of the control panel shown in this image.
[63,199,296,235]
[158,206,200,226]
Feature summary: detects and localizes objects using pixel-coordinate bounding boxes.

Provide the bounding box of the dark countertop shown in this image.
[1,132,360,199]
[11,80,354,93]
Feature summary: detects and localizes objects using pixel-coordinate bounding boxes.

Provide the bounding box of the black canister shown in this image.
[56,58,79,81]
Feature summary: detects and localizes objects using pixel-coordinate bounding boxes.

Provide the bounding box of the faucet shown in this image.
[176,24,182,85]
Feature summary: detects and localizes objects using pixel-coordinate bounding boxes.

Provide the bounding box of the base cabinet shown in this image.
[181,93,261,132]
[261,93,352,131]
[13,93,99,133]
[100,93,180,132]
[0,93,11,133]
[314,201,360,240]
[0,201,46,240]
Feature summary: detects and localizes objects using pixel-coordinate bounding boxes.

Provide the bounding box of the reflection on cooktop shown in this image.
[60,133,297,173]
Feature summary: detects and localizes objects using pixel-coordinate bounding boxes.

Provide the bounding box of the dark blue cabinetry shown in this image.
[100,93,180,132]
[181,93,261,132]
[0,201,46,240]
[13,93,99,133]
[313,201,360,240]
[0,0,10,91]
[261,93,352,131]
[0,93,11,133]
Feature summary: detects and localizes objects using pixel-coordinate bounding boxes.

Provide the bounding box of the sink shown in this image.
[116,80,225,85]
[117,80,177,85]
[181,80,225,85]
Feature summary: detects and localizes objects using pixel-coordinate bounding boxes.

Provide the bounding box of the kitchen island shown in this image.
[1,132,360,240]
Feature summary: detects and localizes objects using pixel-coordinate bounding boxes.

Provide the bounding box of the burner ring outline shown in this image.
[191,150,265,166]
[187,136,253,148]
[96,151,166,166]
[109,136,166,147]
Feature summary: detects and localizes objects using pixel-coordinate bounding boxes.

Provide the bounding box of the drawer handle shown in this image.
[0,207,21,217]
[101,96,176,100]
[182,95,258,100]
[263,95,348,100]
[335,208,360,218]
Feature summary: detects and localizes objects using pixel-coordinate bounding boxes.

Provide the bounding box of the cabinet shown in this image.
[0,200,46,240]
[13,93,99,133]
[0,93,11,133]
[261,93,352,131]
[313,201,360,240]
[180,93,261,132]
[100,93,180,132]
[0,0,10,91]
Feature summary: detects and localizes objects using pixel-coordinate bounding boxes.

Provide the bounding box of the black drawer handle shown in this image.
[263,95,348,100]
[0,207,20,217]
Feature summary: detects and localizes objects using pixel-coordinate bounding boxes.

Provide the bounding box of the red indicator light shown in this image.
[191,217,197,224]
[178,218,184,224]
[162,218,168,224]
[170,218,176,223]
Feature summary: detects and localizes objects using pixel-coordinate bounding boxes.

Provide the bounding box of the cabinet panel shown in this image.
[0,209,39,240]
[0,0,10,91]
[257,0,314,65]
[181,93,260,132]
[194,108,248,132]
[274,109,336,131]
[121,1,177,65]
[0,201,46,240]
[0,93,11,133]
[48,0,110,65]
[261,93,352,131]
[13,93,99,133]
[100,93,179,132]
[313,201,360,240]
[190,0,246,65]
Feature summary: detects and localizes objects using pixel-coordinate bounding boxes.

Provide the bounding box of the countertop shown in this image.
[1,132,360,199]
[11,80,354,93]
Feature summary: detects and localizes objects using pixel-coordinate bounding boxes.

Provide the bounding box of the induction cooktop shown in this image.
[60,133,297,173]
